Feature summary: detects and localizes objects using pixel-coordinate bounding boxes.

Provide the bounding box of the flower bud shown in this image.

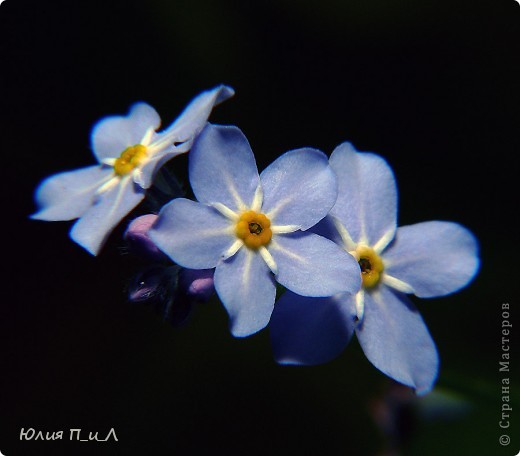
[128,265,168,302]
[179,269,215,302]
[124,214,167,261]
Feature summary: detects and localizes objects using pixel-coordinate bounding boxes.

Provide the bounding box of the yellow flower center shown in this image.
[235,210,272,250]
[114,144,148,176]
[352,245,384,289]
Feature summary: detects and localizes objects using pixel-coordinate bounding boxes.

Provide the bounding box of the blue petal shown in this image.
[329,142,398,248]
[70,176,145,255]
[383,221,480,298]
[260,148,337,230]
[189,124,260,211]
[31,165,113,221]
[149,198,235,269]
[310,215,344,246]
[356,286,439,395]
[270,291,357,365]
[164,85,235,143]
[269,232,361,297]
[214,247,276,337]
[91,102,161,162]
[135,86,234,189]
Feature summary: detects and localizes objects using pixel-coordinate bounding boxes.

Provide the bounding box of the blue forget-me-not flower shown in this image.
[149,124,361,337]
[31,85,234,255]
[269,143,479,394]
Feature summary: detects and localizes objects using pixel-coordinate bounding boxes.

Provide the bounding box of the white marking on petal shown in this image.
[271,225,300,234]
[356,193,370,246]
[358,232,369,246]
[269,239,305,263]
[250,184,264,212]
[373,229,395,254]
[359,217,368,245]
[210,202,239,221]
[382,274,415,294]
[95,175,120,196]
[140,126,156,147]
[224,225,236,235]
[265,196,291,222]
[133,168,145,187]
[222,239,243,260]
[259,246,278,275]
[242,248,253,290]
[332,216,358,251]
[101,158,116,166]
[73,171,116,196]
[199,226,236,237]
[224,174,247,211]
[98,175,133,222]
[355,290,365,323]
[148,129,183,154]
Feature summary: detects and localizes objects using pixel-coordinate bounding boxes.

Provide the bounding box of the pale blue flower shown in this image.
[270,143,479,394]
[31,85,234,255]
[149,125,361,337]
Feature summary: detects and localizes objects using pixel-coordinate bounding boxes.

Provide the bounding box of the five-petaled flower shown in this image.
[31,85,234,255]
[149,124,361,337]
[269,143,479,394]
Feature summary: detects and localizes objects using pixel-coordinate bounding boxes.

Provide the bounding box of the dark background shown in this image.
[1,0,518,455]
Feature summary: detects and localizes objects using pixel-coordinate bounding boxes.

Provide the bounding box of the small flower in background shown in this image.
[31,85,234,255]
[125,214,167,261]
[128,264,189,326]
[125,213,215,325]
[370,382,417,456]
[369,381,473,455]
[178,268,215,302]
[149,124,361,337]
[128,264,174,303]
[128,264,215,326]
[269,143,479,394]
